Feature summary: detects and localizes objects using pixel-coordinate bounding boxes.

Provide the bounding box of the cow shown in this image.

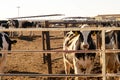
[63,24,100,80]
[105,30,120,80]
[95,29,120,80]
[7,19,19,28]
[6,19,19,37]
[0,32,17,79]
[0,20,8,26]
[19,20,36,36]
[0,23,9,35]
[105,30,120,72]
[0,21,10,36]
[7,19,38,37]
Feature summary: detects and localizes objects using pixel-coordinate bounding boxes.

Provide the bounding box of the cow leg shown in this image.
[30,31,32,37]
[18,31,23,37]
[63,60,71,80]
[115,54,120,73]
[63,59,70,74]
[0,66,3,80]
[13,31,18,37]
[63,53,72,75]
[73,58,84,80]
[85,65,93,80]
[29,31,34,37]
[0,53,6,73]
[0,55,6,80]
[10,32,15,37]
[86,64,93,74]
[85,59,94,80]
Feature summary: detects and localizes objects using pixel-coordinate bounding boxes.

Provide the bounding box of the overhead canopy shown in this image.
[8,14,64,19]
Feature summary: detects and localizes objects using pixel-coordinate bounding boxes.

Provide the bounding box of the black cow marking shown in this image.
[105,31,114,44]
[0,54,2,57]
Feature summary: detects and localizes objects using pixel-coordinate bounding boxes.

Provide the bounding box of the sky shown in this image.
[0,0,120,20]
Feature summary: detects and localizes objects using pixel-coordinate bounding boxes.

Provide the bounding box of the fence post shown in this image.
[45,21,52,74]
[102,30,106,80]
[42,31,46,64]
[64,23,68,36]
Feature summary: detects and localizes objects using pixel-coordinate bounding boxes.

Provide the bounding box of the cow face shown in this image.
[82,31,97,50]
[80,30,90,49]
[7,20,19,28]
[72,31,97,50]
[79,24,95,50]
[0,33,17,51]
[105,30,118,49]
[7,20,13,27]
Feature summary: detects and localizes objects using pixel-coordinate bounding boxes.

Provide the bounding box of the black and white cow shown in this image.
[7,19,19,28]
[0,32,17,74]
[0,20,9,35]
[7,19,38,36]
[95,29,120,80]
[105,30,120,72]
[98,30,120,74]
[0,20,8,27]
[63,24,99,79]
[19,20,36,36]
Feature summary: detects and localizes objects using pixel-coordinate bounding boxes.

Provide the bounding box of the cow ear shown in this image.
[11,40,17,44]
[92,31,100,34]
[72,31,76,33]
[72,31,80,35]
[91,31,100,37]
[74,31,79,35]
[92,31,96,36]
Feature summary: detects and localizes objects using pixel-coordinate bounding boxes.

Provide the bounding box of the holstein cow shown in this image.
[63,24,99,79]
[7,19,37,37]
[104,30,120,80]
[7,19,19,37]
[19,20,36,36]
[105,30,120,73]
[0,20,9,36]
[0,20,8,27]
[0,32,17,75]
[96,29,120,80]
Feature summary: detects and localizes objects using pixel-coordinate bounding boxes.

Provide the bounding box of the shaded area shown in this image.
[7,70,41,74]
[17,35,41,41]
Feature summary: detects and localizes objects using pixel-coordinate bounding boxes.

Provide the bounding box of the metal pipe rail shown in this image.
[0,27,120,32]
[0,73,120,77]
[0,73,102,77]
[49,20,120,25]
[1,49,120,53]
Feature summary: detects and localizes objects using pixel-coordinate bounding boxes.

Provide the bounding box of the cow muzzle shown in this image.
[83,44,89,49]
[81,43,89,50]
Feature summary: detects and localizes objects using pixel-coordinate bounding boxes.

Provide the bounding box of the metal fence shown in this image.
[1,26,120,80]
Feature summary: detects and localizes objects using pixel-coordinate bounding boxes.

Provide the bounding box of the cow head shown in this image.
[105,30,118,49]
[7,19,19,28]
[0,33,17,51]
[72,25,99,50]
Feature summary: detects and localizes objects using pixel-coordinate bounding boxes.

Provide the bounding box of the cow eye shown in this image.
[80,32,84,42]
[74,31,79,35]
[66,33,69,37]
[90,31,96,36]
[93,32,96,36]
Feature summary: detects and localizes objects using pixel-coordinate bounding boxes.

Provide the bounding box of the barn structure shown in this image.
[95,14,120,21]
